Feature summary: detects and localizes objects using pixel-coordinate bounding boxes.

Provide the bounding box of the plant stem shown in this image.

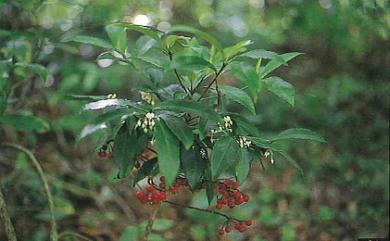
[163,200,241,222]
[0,185,17,241]
[142,204,160,241]
[167,51,188,94]
[1,143,58,241]
[197,63,226,101]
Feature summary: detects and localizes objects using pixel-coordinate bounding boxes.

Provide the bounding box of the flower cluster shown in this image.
[135,112,158,133]
[264,150,274,164]
[211,115,234,142]
[139,91,155,105]
[237,136,252,149]
[215,179,250,209]
[217,219,252,236]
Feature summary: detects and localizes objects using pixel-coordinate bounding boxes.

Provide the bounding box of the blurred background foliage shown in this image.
[0,0,389,240]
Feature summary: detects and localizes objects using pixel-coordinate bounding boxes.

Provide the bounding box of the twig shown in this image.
[167,51,188,94]
[163,200,241,222]
[1,143,58,241]
[197,63,226,101]
[141,204,160,241]
[0,185,17,241]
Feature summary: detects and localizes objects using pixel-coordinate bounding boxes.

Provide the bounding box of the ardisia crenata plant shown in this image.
[65,23,325,238]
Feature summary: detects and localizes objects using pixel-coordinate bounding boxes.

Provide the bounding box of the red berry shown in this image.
[243,194,250,202]
[217,227,224,235]
[244,220,252,226]
[98,151,106,158]
[234,197,244,205]
[224,226,231,233]
[146,185,155,192]
[234,223,241,230]
[135,192,147,202]
[228,201,235,208]
[151,192,160,203]
[216,203,223,209]
[107,152,113,159]
[238,225,247,232]
[159,182,166,189]
[159,192,166,201]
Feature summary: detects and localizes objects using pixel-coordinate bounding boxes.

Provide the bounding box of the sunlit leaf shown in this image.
[259,52,302,78]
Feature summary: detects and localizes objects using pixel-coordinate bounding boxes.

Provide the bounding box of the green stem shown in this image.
[197,63,226,101]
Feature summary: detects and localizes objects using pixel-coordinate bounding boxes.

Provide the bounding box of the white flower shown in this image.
[238,136,251,148]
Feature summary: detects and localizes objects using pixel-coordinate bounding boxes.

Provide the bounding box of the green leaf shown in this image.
[276,151,304,175]
[224,40,252,61]
[240,49,278,59]
[114,123,148,178]
[112,23,164,47]
[229,62,262,100]
[169,25,224,59]
[259,52,302,78]
[68,94,107,101]
[172,55,216,72]
[181,145,207,189]
[0,114,49,132]
[210,136,239,180]
[236,148,252,184]
[119,226,139,241]
[166,35,190,49]
[272,128,325,143]
[83,99,143,111]
[264,76,295,106]
[105,24,127,53]
[93,108,133,125]
[156,100,219,122]
[133,158,158,186]
[227,113,260,136]
[153,219,174,231]
[61,35,113,49]
[219,85,256,115]
[79,123,108,139]
[15,63,48,82]
[161,115,194,150]
[154,120,180,186]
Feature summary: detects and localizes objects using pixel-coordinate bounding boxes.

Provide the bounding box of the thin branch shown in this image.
[163,200,242,222]
[0,185,17,241]
[197,63,227,101]
[167,51,188,94]
[1,143,58,241]
[141,204,160,241]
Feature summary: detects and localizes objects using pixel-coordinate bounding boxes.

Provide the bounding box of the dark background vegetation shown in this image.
[0,0,389,240]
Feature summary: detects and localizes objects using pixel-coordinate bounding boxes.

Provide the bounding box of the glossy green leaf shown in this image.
[264,76,295,106]
[161,115,194,150]
[154,120,180,186]
[133,158,158,186]
[112,23,164,47]
[105,24,127,53]
[172,55,216,72]
[219,85,256,115]
[156,100,219,121]
[0,114,49,132]
[276,151,304,175]
[224,40,252,61]
[272,128,325,143]
[62,35,113,49]
[210,136,239,180]
[259,52,302,78]
[79,123,108,139]
[181,145,207,189]
[229,62,262,100]
[15,63,48,82]
[236,148,252,184]
[169,25,224,59]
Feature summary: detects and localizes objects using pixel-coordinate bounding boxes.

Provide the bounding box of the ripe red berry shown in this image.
[224,226,231,233]
[151,192,161,203]
[216,203,223,209]
[158,192,166,201]
[243,194,250,202]
[97,151,106,158]
[234,223,241,230]
[135,192,147,202]
[217,227,224,235]
[228,201,235,208]
[238,225,247,232]
[107,151,113,159]
[244,220,252,226]
[146,185,155,193]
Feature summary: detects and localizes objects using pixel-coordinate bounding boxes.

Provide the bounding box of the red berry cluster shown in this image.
[135,185,167,204]
[215,179,250,209]
[217,220,252,236]
[135,177,189,204]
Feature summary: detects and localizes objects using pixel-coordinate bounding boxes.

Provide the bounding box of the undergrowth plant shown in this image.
[66,23,325,238]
